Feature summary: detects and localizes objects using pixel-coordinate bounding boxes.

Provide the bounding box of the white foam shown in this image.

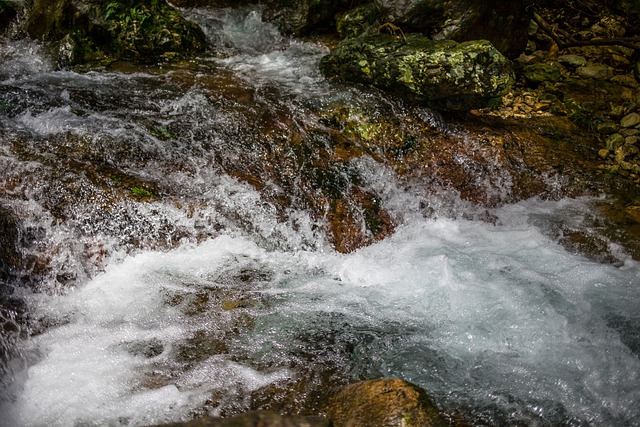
[5,199,638,426]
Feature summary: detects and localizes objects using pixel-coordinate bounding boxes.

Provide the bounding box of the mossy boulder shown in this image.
[24,0,207,65]
[320,33,515,111]
[523,62,564,84]
[325,378,449,427]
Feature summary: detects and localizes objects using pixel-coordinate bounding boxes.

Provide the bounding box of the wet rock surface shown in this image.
[148,411,330,427]
[325,378,449,427]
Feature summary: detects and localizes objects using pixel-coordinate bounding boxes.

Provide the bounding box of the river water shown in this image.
[1,6,639,427]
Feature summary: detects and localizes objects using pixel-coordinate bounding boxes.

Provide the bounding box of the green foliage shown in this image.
[567,101,602,132]
[105,2,152,33]
[544,124,567,142]
[486,97,504,110]
[99,0,205,63]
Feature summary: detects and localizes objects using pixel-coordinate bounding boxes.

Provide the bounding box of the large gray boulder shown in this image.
[320,33,515,111]
[373,0,532,58]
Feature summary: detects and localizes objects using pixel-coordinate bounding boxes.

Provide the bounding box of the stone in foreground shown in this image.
[325,378,449,427]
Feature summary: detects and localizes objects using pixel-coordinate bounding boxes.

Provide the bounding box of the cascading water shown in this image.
[1,6,639,427]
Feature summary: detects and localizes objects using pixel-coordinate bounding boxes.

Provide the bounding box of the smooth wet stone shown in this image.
[576,64,615,80]
[523,62,563,83]
[621,112,640,128]
[596,122,618,135]
[557,54,587,68]
[325,378,448,427]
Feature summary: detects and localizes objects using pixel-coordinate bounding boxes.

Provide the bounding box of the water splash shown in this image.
[1,200,639,426]
[1,5,639,427]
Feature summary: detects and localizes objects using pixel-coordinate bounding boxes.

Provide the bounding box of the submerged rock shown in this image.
[24,0,207,65]
[150,411,330,426]
[320,34,515,111]
[325,378,449,427]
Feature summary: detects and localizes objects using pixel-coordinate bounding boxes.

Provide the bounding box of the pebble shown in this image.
[557,54,587,68]
[606,133,625,150]
[576,64,615,80]
[621,112,640,128]
[597,122,618,135]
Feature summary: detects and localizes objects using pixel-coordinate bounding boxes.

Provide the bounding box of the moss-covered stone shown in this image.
[24,0,207,65]
[325,378,449,427]
[103,0,207,63]
[523,62,564,84]
[320,33,515,111]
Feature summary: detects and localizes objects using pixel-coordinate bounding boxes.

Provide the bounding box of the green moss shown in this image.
[130,186,154,198]
[321,34,513,110]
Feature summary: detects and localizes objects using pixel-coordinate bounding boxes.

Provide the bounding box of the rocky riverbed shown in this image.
[1,1,640,426]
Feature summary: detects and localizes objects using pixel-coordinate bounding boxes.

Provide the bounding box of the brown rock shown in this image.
[148,411,330,427]
[325,378,448,427]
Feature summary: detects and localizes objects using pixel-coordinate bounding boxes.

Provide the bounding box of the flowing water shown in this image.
[1,6,639,427]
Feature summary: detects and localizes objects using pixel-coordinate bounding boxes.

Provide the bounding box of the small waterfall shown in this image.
[1,5,639,427]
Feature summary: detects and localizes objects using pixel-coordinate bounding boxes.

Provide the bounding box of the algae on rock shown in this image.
[320,33,515,111]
